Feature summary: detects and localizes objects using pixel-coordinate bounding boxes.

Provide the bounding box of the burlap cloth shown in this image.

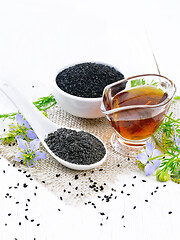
[0,101,179,205]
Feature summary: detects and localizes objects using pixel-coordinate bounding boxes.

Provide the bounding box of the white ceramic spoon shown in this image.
[0,79,107,170]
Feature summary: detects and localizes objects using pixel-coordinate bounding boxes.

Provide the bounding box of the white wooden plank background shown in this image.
[0,0,180,239]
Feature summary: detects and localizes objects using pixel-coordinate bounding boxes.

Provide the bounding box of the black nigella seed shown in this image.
[123,184,126,187]
[35,186,38,189]
[60,197,63,200]
[121,191,124,194]
[42,181,46,184]
[32,85,34,88]
[156,186,159,189]
[69,182,71,186]
[26,174,31,178]
[133,176,137,179]
[27,199,30,202]
[8,213,11,216]
[75,175,79,180]
[145,200,148,202]
[56,174,60,177]
[168,211,172,214]
[100,223,103,226]
[91,170,94,173]
[151,192,154,195]
[121,215,124,219]
[37,223,40,226]
[23,183,28,188]
[3,129,6,132]
[127,157,130,161]
[99,212,105,216]
[163,184,166,187]
[30,178,33,181]
[56,62,124,98]
[3,170,5,173]
[154,190,157,193]
[63,189,66,193]
[117,164,120,167]
[83,173,86,176]
[34,193,37,196]
[19,222,21,226]
[13,164,16,167]
[99,169,103,171]
[142,180,146,182]
[58,209,61,211]
[25,209,28,211]
[31,219,34,222]
[75,187,78,190]
[127,193,130,196]
[25,216,28,220]
[44,128,106,166]
[16,202,19,204]
[26,204,28,207]
[132,184,135,187]
[133,206,136,209]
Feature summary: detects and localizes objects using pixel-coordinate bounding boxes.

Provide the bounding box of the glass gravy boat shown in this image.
[101,74,176,157]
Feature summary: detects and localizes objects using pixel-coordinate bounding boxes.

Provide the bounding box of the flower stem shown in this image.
[152,134,166,152]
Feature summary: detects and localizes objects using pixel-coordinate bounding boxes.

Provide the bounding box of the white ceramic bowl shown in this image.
[52,73,103,119]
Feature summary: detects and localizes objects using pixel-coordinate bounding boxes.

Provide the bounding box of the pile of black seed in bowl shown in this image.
[44,128,106,165]
[56,62,124,98]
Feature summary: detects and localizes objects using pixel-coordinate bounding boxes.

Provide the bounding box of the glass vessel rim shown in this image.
[101,74,176,115]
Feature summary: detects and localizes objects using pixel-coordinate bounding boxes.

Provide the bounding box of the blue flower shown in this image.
[15,138,46,167]
[136,142,161,176]
[10,113,37,140]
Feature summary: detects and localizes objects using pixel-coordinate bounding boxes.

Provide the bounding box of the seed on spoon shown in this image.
[44,128,106,165]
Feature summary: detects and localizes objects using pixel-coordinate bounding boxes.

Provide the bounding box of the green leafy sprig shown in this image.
[0,94,57,120]
[135,95,180,183]
[152,112,180,183]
